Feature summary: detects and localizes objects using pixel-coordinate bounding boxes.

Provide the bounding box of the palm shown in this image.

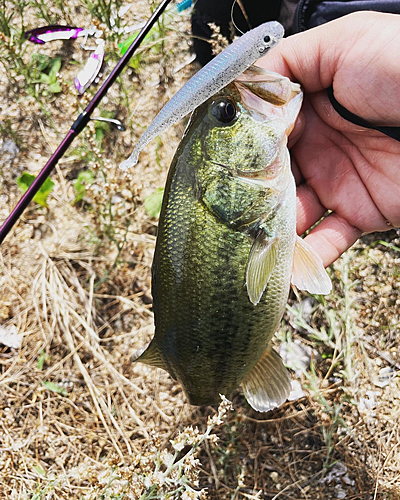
[291,92,400,266]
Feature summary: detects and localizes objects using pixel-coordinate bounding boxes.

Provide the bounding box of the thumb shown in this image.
[257,12,400,124]
[257,12,398,92]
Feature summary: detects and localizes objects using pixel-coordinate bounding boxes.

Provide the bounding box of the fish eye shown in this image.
[263,35,271,44]
[210,98,238,125]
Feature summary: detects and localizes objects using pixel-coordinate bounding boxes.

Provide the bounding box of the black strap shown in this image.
[327,85,400,142]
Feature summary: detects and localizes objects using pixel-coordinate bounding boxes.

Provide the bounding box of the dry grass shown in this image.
[1,1,400,498]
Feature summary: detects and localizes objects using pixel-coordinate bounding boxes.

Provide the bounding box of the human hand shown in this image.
[258,11,400,266]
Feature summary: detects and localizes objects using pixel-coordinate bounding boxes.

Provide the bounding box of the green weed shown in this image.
[31,55,63,94]
[0,5,63,102]
[0,0,31,91]
[83,0,123,33]
[284,250,362,469]
[305,362,347,468]
[36,350,50,370]
[143,188,164,219]
[0,118,22,147]
[17,172,55,207]
[93,111,116,148]
[73,170,95,204]
[41,380,69,396]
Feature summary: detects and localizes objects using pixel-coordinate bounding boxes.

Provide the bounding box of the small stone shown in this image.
[270,471,279,482]
[288,379,305,401]
[373,367,397,388]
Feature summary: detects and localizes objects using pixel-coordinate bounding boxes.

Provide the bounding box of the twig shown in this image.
[204,438,220,490]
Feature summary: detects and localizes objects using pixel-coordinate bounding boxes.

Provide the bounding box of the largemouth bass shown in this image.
[134,67,331,412]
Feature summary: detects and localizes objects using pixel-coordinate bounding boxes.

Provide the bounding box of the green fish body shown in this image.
[135,67,331,411]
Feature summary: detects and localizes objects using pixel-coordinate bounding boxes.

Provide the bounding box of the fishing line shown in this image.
[230,0,252,35]
[0,0,173,245]
[230,0,244,35]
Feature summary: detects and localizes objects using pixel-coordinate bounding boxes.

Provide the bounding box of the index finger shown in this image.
[303,212,362,267]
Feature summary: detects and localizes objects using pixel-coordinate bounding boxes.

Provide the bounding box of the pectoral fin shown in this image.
[241,345,291,412]
[291,236,332,295]
[131,341,166,370]
[246,233,279,305]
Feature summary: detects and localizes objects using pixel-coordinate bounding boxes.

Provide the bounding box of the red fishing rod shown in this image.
[0,0,173,245]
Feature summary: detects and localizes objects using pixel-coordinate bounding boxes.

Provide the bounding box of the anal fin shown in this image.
[291,235,332,295]
[241,345,291,412]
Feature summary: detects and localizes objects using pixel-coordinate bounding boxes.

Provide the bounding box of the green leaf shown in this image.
[33,465,46,476]
[119,30,157,55]
[37,351,50,370]
[93,113,110,147]
[17,173,55,207]
[143,188,164,219]
[119,31,140,55]
[49,82,62,93]
[49,57,62,79]
[128,54,142,70]
[41,380,68,396]
[119,31,155,69]
[95,128,105,147]
[31,53,52,72]
[73,170,95,203]
[377,240,400,253]
[39,73,50,84]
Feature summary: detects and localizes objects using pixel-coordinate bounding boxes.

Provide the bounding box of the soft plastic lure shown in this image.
[75,40,105,94]
[25,25,100,44]
[120,20,284,170]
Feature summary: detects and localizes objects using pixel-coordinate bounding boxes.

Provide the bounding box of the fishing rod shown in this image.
[0,0,173,245]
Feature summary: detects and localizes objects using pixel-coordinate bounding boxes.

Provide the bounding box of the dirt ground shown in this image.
[0,1,399,498]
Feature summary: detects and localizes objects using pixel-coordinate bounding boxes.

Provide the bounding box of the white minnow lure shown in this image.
[119,21,284,170]
[75,40,105,94]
